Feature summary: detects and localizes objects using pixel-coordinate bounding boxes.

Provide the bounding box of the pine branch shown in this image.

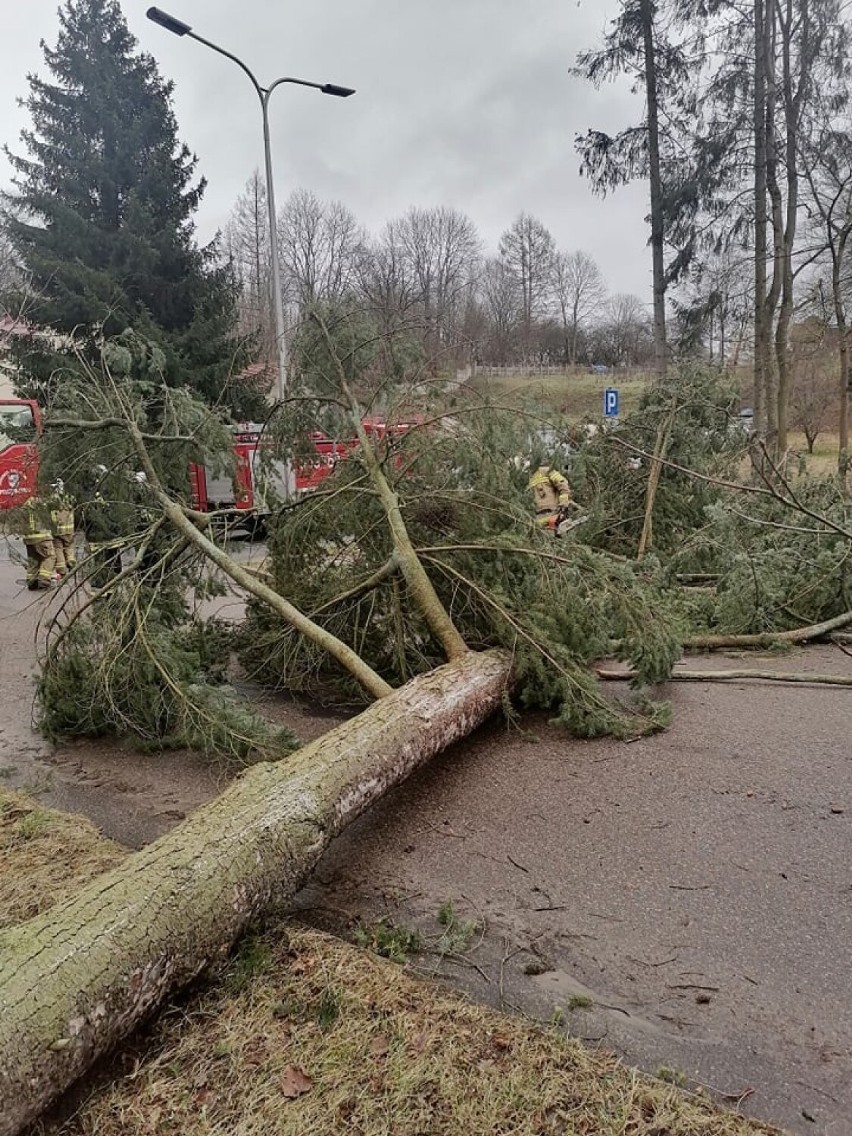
[608,434,852,542]
[681,609,852,649]
[309,307,469,661]
[595,665,852,688]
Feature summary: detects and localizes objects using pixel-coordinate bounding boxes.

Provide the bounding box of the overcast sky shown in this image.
[1,0,653,303]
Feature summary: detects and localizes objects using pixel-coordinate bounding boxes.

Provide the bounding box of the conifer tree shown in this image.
[2,0,258,416]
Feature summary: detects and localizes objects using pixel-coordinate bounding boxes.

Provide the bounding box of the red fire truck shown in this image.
[188,416,417,535]
[188,424,351,533]
[0,399,41,512]
[1,397,417,536]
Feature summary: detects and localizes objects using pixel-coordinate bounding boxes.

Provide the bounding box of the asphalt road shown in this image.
[295,651,852,1136]
[1,533,850,1134]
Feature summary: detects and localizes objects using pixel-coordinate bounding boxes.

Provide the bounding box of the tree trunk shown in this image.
[774,0,803,457]
[681,609,852,649]
[763,1,783,451]
[0,649,511,1136]
[832,229,850,482]
[640,0,668,377]
[753,0,770,437]
[596,665,852,688]
[637,399,678,560]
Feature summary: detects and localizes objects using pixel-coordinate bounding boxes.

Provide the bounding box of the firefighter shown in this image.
[48,479,76,579]
[19,493,56,590]
[528,464,587,536]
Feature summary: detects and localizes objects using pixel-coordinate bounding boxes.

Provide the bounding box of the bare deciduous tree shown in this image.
[278,189,366,308]
[356,222,419,339]
[597,292,653,367]
[223,170,274,358]
[479,256,519,364]
[673,250,753,368]
[552,250,607,365]
[0,228,22,298]
[378,206,482,366]
[788,312,840,454]
[801,110,852,479]
[498,213,556,358]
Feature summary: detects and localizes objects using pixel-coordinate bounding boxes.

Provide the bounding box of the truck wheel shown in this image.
[245,515,268,542]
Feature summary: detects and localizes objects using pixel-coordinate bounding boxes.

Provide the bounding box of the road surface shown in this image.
[1,534,849,1134]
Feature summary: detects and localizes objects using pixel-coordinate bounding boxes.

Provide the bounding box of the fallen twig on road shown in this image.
[681,610,852,651]
[595,666,852,688]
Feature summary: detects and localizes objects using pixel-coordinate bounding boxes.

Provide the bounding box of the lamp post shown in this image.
[146,8,355,403]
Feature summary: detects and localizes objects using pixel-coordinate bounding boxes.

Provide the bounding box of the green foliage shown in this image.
[571,364,745,558]
[30,343,301,762]
[352,918,423,963]
[671,477,852,635]
[241,383,681,738]
[435,899,479,955]
[315,988,342,1032]
[226,934,273,994]
[567,994,593,1011]
[656,1066,688,1088]
[573,0,699,287]
[2,0,258,417]
[37,334,235,504]
[38,588,299,764]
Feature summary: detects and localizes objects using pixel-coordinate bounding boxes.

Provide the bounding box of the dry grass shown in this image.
[468,369,651,420]
[1,789,779,1136]
[0,791,125,928]
[40,928,780,1136]
[787,430,842,477]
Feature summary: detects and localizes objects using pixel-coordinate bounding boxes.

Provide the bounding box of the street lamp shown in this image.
[146,8,355,403]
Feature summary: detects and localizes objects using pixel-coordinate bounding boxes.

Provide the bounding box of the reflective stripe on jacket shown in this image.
[22,497,53,543]
[528,466,573,514]
[50,504,75,537]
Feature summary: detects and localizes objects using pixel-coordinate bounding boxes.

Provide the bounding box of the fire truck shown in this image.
[189,416,417,535]
[188,424,351,536]
[1,396,416,536]
[0,399,41,512]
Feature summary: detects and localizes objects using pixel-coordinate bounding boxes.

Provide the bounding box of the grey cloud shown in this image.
[1,0,652,301]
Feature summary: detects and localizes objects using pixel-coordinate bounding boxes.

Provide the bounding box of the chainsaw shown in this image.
[553,506,589,536]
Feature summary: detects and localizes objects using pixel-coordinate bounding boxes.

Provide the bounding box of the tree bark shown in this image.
[637,399,677,560]
[640,0,668,377]
[128,427,394,702]
[832,226,851,482]
[753,0,771,438]
[595,665,852,687]
[774,0,806,457]
[0,649,511,1136]
[681,609,852,650]
[763,1,783,450]
[309,307,470,664]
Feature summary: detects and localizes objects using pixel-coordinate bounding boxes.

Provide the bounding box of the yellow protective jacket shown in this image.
[49,493,75,537]
[528,466,573,514]
[18,496,53,543]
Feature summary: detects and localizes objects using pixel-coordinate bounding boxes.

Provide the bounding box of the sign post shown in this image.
[603,388,620,419]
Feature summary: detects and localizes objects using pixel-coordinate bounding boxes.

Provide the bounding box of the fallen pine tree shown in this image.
[11,323,847,1131]
[0,649,509,1135]
[4,322,678,1132]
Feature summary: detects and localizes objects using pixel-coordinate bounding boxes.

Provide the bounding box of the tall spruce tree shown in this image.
[573,1,724,377]
[2,0,257,416]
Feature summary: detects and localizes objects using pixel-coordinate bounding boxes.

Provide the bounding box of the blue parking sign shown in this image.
[603,388,619,418]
